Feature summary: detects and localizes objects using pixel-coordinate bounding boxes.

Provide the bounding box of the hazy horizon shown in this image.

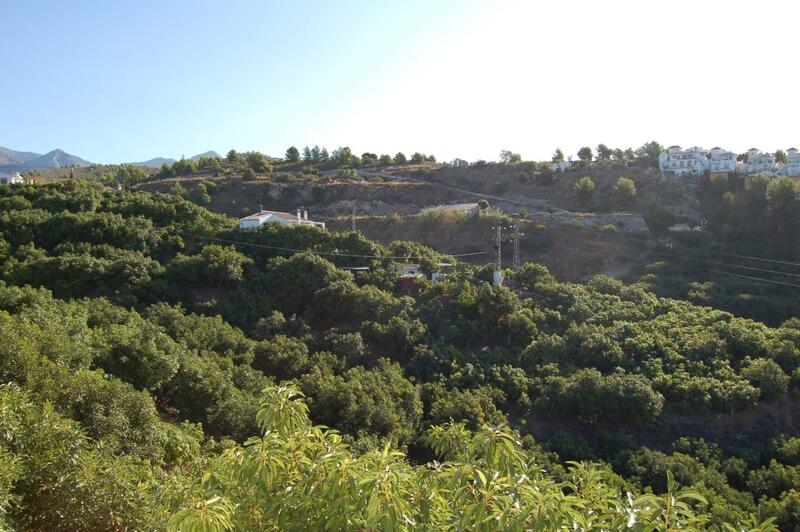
[3,0,799,164]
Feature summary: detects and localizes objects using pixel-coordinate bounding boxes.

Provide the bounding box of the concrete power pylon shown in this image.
[492,225,504,286]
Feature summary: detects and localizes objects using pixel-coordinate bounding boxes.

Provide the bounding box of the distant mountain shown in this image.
[132,151,221,168]
[25,149,91,169]
[0,147,91,173]
[189,151,221,161]
[0,146,42,165]
[133,157,177,168]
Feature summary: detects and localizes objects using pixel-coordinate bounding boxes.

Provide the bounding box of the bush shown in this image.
[300,360,422,445]
[535,163,556,185]
[538,369,664,424]
[741,358,790,399]
[575,176,595,203]
[614,177,637,202]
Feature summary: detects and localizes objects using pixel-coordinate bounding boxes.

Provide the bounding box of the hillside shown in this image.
[409,161,703,223]
[328,213,646,280]
[137,165,649,230]
[0,180,797,529]
[130,157,800,325]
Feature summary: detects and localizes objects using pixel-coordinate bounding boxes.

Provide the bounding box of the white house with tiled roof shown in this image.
[659,145,709,176]
[239,208,325,230]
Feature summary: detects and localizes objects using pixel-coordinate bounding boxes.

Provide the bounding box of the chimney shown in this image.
[297,208,302,221]
[304,210,308,220]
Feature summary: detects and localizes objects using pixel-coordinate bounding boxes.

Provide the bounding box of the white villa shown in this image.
[745,148,777,176]
[0,172,24,185]
[709,147,737,173]
[660,145,800,177]
[782,148,800,177]
[658,146,709,176]
[239,208,325,230]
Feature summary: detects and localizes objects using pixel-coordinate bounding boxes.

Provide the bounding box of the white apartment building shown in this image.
[782,148,800,177]
[660,145,800,177]
[745,148,777,176]
[709,147,737,173]
[659,146,709,176]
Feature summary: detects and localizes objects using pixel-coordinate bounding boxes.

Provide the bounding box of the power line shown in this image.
[599,235,800,288]
[512,224,524,270]
[656,260,800,289]
[575,230,800,281]
[650,249,800,280]
[694,248,800,269]
[492,226,502,271]
[180,233,487,261]
[594,230,800,271]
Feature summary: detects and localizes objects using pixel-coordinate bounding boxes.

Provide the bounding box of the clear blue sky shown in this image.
[2,0,799,163]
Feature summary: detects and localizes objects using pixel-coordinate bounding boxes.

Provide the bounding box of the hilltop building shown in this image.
[658,146,709,176]
[782,148,800,177]
[708,147,737,173]
[0,172,24,185]
[660,145,799,177]
[239,208,325,230]
[745,148,777,176]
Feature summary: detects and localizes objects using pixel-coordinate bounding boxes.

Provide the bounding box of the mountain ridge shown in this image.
[132,151,221,167]
[1,145,222,171]
[0,146,43,165]
[0,147,91,172]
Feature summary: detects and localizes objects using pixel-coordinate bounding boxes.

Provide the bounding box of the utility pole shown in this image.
[351,203,357,231]
[492,226,503,286]
[512,224,521,270]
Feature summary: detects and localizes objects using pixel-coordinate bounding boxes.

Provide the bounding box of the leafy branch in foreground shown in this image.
[166,384,772,531]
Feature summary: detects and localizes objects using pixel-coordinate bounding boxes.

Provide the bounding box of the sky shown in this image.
[2,0,799,164]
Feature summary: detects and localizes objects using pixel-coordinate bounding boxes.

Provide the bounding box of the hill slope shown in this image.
[26,148,91,168]
[133,151,221,167]
[189,150,220,160]
[133,157,177,168]
[0,146,42,165]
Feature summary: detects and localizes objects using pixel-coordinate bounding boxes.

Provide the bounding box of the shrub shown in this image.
[575,176,595,203]
[614,177,637,202]
[538,369,664,424]
[741,358,790,399]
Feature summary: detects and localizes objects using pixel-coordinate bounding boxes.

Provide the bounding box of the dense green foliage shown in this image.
[0,181,797,529]
[700,173,800,261]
